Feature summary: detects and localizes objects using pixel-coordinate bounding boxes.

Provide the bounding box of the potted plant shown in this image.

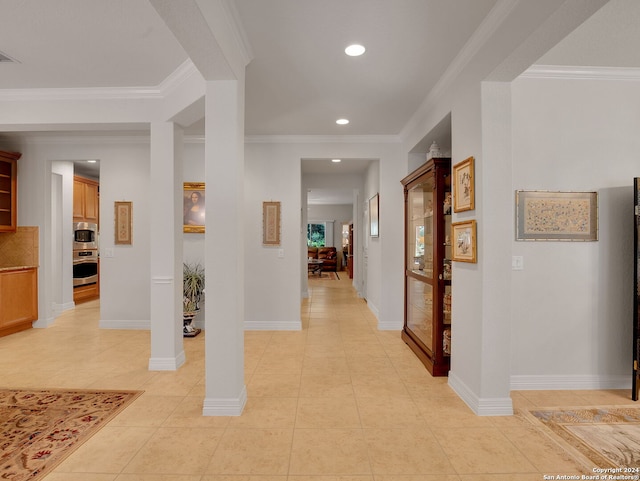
[183,261,204,337]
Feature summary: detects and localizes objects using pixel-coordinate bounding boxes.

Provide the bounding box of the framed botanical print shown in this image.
[453,156,475,212]
[452,219,477,263]
[183,182,205,233]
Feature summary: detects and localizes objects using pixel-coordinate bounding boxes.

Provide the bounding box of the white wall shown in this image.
[246,139,402,330]
[244,142,302,330]
[510,73,639,388]
[51,161,74,313]
[363,160,381,318]
[7,135,152,327]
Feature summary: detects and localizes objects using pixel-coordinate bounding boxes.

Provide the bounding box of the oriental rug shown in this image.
[526,405,640,470]
[0,388,142,481]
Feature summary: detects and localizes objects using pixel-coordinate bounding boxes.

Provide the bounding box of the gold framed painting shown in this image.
[452,219,477,263]
[183,182,205,233]
[263,201,281,245]
[114,201,133,245]
[453,156,475,212]
[516,190,598,241]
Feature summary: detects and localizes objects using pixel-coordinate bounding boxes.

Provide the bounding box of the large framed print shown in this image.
[453,156,474,212]
[183,182,205,233]
[516,190,598,241]
[452,219,477,263]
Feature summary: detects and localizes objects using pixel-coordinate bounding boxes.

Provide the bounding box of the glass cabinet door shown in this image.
[406,175,435,278]
[406,174,435,352]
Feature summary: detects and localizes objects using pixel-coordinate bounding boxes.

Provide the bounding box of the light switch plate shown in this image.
[512,256,523,270]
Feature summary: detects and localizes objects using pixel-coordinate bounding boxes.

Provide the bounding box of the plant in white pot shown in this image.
[183,261,204,337]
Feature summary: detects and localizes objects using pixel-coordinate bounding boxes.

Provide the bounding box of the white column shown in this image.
[148,122,185,371]
[202,79,246,415]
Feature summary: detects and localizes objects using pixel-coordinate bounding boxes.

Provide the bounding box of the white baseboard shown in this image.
[510,374,632,391]
[378,321,402,330]
[449,371,514,416]
[32,316,56,329]
[148,350,186,371]
[100,319,150,330]
[244,320,302,331]
[203,386,247,416]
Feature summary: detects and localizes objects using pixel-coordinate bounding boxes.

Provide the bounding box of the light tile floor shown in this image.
[0,273,636,480]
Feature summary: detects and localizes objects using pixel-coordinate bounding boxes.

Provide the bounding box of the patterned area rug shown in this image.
[0,388,142,481]
[527,405,640,469]
[308,271,340,280]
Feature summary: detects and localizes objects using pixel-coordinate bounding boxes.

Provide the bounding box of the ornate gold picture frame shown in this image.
[183,182,205,233]
[452,219,477,263]
[453,156,475,212]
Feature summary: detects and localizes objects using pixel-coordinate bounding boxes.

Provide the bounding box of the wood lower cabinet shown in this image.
[0,151,19,233]
[73,176,99,223]
[401,158,452,376]
[0,267,38,337]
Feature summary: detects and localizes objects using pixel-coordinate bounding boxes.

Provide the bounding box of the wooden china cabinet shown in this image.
[401,158,452,376]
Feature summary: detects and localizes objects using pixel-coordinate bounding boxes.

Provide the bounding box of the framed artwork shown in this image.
[369,193,379,237]
[516,190,598,241]
[114,201,133,245]
[183,182,205,233]
[452,219,477,263]
[453,156,475,212]
[263,201,281,245]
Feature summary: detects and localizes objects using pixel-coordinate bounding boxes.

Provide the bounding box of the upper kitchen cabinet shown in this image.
[0,151,19,233]
[73,176,99,223]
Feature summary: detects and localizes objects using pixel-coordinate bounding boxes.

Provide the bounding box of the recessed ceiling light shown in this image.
[331,159,342,163]
[86,159,97,163]
[336,118,349,125]
[345,44,366,57]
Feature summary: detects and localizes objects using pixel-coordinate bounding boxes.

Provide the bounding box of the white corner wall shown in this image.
[510,73,639,389]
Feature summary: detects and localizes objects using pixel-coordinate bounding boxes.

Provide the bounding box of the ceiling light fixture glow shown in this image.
[86,159,97,163]
[345,44,366,56]
[331,159,341,163]
[336,118,349,125]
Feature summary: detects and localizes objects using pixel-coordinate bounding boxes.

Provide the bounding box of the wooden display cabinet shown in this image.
[401,158,452,376]
[0,151,19,233]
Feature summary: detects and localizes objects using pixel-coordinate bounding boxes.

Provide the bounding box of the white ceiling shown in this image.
[1,0,638,199]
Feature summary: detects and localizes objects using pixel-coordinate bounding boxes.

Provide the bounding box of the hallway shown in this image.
[0,273,632,479]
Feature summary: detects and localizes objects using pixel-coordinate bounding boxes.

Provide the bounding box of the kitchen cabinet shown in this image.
[73,176,99,223]
[0,151,19,233]
[401,158,452,376]
[0,267,38,337]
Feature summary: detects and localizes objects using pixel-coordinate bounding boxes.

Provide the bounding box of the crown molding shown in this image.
[400,0,519,142]
[0,59,199,102]
[244,134,400,144]
[521,65,640,81]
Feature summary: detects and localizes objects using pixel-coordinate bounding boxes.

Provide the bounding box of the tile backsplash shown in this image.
[0,226,39,268]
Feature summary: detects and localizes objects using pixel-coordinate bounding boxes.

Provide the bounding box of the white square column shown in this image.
[202,80,247,415]
[148,122,186,371]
